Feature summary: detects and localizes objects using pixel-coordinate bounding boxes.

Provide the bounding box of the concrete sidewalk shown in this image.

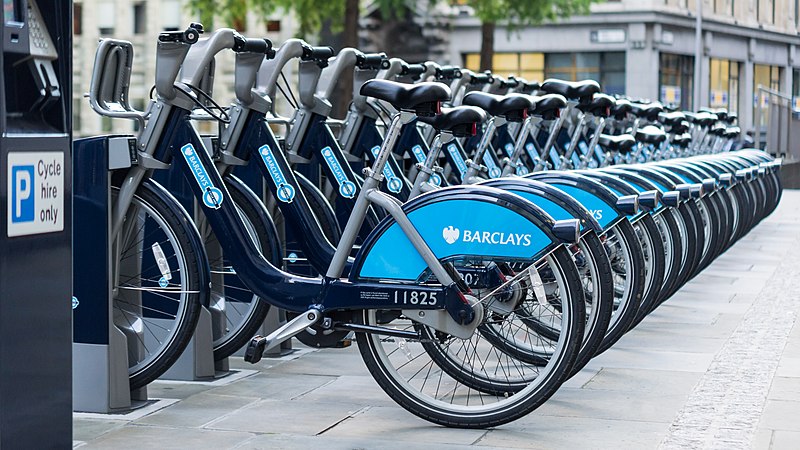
[74,190,800,450]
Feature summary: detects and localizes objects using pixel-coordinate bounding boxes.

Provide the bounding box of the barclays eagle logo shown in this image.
[442,226,460,244]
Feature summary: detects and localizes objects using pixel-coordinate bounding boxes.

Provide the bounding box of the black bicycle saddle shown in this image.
[360,79,450,115]
[540,78,600,102]
[417,106,487,137]
[598,134,636,154]
[462,92,532,122]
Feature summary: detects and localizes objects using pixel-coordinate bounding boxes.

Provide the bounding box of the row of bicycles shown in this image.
[77,23,783,428]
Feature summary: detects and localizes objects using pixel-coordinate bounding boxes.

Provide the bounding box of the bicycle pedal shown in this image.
[334,338,352,348]
[244,336,268,363]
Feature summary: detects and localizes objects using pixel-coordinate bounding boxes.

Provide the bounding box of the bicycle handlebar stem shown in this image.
[256,39,308,108]
[316,48,361,102]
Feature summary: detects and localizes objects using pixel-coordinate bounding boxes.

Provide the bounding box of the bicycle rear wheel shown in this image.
[355,245,584,428]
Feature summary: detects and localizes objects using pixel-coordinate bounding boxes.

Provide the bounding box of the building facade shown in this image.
[444,0,800,132]
[71,0,298,137]
[72,1,800,136]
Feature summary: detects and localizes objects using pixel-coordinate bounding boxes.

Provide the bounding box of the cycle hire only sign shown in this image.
[7,152,64,237]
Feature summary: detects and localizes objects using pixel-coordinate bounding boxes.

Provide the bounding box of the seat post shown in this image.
[501,115,534,177]
[540,101,573,165]
[410,131,453,199]
[581,116,607,169]
[325,110,416,279]
[561,110,590,168]
[464,116,504,181]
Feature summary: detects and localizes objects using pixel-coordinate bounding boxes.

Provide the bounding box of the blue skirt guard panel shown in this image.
[351,186,560,282]
[525,172,624,229]
[479,178,602,233]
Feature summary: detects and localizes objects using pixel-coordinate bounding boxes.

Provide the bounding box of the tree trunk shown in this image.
[331,0,360,119]
[479,21,495,72]
[343,0,359,48]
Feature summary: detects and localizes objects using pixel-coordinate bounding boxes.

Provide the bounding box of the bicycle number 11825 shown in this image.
[393,291,437,306]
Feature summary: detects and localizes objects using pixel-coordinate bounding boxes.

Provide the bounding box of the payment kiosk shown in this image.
[0,0,72,446]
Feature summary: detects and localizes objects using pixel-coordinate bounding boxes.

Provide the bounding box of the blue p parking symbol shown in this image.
[11,165,35,223]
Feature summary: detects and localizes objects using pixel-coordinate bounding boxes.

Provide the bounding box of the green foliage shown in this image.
[467,0,598,27]
[186,0,217,29]
[185,0,411,38]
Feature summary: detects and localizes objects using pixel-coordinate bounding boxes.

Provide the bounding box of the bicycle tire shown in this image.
[630,214,666,326]
[210,176,282,360]
[112,181,207,390]
[595,219,645,354]
[355,245,584,428]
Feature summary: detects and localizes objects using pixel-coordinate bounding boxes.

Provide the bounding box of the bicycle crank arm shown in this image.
[244,308,322,363]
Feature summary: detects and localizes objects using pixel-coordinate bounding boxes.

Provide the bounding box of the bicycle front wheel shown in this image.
[112,181,207,390]
[207,176,282,360]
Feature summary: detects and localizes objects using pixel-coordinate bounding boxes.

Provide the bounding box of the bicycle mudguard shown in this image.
[524,172,628,229]
[578,171,651,220]
[643,165,691,187]
[672,160,726,182]
[620,166,677,193]
[736,149,775,164]
[479,178,602,234]
[654,162,706,185]
[350,185,566,282]
[600,168,668,211]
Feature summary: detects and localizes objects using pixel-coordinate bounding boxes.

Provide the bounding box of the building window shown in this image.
[714,0,733,16]
[267,20,281,32]
[598,52,625,96]
[544,52,626,95]
[73,3,82,35]
[659,53,694,111]
[772,0,776,25]
[463,52,545,83]
[754,64,781,94]
[133,3,146,34]
[162,0,181,31]
[464,51,624,93]
[756,0,776,24]
[729,62,739,113]
[709,58,740,112]
[753,64,781,126]
[97,1,115,35]
[793,69,800,110]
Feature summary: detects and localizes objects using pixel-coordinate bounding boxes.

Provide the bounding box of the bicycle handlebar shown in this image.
[400,63,426,78]
[436,66,462,80]
[469,71,493,85]
[301,45,335,62]
[232,36,274,56]
[357,52,389,70]
[158,23,202,44]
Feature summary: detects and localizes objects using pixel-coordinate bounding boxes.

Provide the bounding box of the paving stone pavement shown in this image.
[74,190,800,450]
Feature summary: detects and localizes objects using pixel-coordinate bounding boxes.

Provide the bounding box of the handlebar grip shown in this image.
[357,52,389,70]
[505,76,520,87]
[469,72,493,85]
[233,37,273,55]
[301,45,334,61]
[400,63,426,77]
[436,66,462,80]
[158,24,201,44]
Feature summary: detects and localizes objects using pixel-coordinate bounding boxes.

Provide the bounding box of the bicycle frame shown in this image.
[115,100,496,336]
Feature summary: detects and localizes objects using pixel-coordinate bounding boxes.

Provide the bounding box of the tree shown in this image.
[464,0,599,72]
[185,0,408,117]
[186,0,405,43]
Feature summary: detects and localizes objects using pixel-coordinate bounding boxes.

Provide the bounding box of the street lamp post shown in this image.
[693,0,703,111]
